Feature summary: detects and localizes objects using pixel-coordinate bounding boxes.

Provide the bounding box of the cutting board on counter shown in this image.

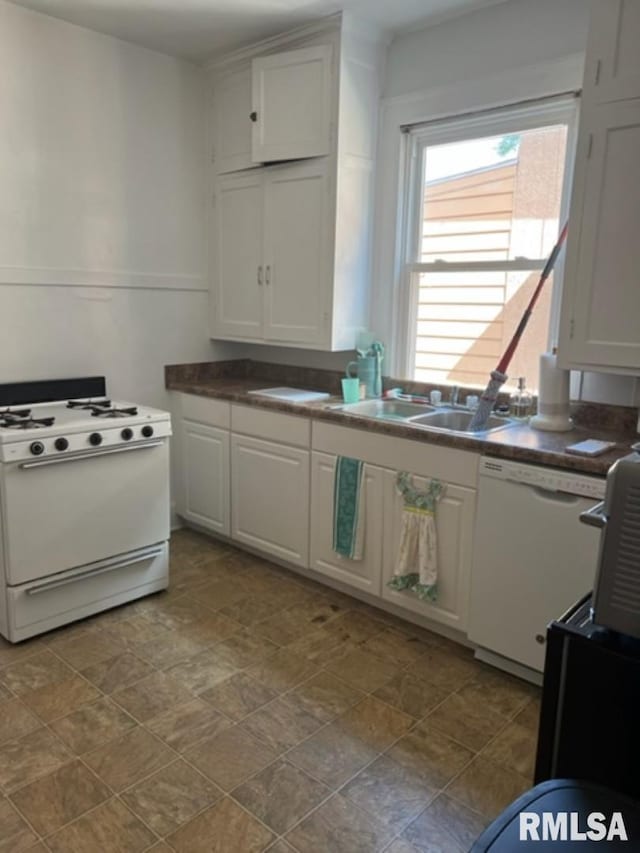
[247,387,331,403]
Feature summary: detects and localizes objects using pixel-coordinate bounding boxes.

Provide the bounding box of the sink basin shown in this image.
[332,399,435,419]
[409,409,515,434]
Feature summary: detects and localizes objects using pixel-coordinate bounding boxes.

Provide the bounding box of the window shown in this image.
[397,97,577,391]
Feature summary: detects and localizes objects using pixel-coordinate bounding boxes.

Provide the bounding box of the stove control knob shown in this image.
[54,437,69,452]
[141,425,154,438]
[121,428,133,441]
[30,441,45,456]
[89,432,102,447]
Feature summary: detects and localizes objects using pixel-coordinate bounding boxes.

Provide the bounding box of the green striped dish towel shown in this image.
[333,456,365,560]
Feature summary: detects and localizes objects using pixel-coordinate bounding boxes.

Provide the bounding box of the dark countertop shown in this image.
[166,365,639,477]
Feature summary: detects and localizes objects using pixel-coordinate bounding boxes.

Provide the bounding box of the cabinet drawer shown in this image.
[231,404,310,447]
[179,393,231,429]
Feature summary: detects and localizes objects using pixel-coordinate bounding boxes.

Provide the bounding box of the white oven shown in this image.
[0,377,172,641]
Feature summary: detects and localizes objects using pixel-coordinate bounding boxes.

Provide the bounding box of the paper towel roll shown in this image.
[530,351,573,432]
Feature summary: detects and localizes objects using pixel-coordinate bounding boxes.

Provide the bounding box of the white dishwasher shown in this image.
[468,456,605,679]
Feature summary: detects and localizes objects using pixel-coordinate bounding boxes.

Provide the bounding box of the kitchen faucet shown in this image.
[449,386,459,407]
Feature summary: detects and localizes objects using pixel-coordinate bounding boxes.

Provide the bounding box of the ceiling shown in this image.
[7,0,511,63]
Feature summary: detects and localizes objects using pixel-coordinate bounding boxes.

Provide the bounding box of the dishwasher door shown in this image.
[468,460,603,672]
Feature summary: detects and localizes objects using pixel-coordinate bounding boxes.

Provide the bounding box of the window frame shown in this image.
[394,96,579,383]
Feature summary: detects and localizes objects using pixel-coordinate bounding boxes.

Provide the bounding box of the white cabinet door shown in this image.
[559,100,640,371]
[309,452,383,594]
[180,421,230,536]
[263,161,330,346]
[212,172,264,340]
[231,434,310,567]
[586,0,640,104]
[213,67,254,174]
[251,45,333,163]
[381,471,476,633]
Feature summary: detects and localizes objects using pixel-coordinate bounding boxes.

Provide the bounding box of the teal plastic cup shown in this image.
[341,377,360,404]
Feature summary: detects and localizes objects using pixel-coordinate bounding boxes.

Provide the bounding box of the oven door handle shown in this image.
[19,440,164,469]
[579,500,608,529]
[26,546,165,595]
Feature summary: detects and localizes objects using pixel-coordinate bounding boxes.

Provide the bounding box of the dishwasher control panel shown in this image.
[480,457,606,500]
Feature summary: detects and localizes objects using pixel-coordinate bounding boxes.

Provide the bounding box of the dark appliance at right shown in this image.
[535,447,640,799]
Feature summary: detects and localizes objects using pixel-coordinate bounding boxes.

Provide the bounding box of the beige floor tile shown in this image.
[267,842,298,853]
[0,797,39,853]
[20,675,101,723]
[247,648,317,693]
[385,840,422,853]
[373,673,448,720]
[413,647,480,692]
[325,648,397,693]
[337,696,414,752]
[289,594,345,627]
[201,672,278,722]
[167,797,274,853]
[285,793,392,853]
[388,726,473,789]
[51,633,125,670]
[111,670,194,721]
[0,652,73,695]
[233,759,330,835]
[214,630,280,670]
[219,596,285,628]
[513,697,541,734]
[0,699,41,745]
[46,797,156,853]
[0,728,70,792]
[286,629,359,667]
[447,755,531,819]
[50,697,136,754]
[179,612,243,646]
[98,615,168,649]
[342,755,436,830]
[184,725,279,791]
[400,793,487,853]
[482,721,537,779]
[0,684,12,703]
[252,610,311,646]
[191,578,251,611]
[240,696,323,752]
[133,631,209,669]
[0,638,44,669]
[147,698,232,752]
[122,758,221,836]
[83,726,174,791]
[10,759,110,836]
[287,723,378,788]
[425,691,509,751]
[165,650,237,694]
[80,651,155,693]
[363,629,431,667]
[321,610,385,644]
[148,595,217,630]
[287,671,364,723]
[459,669,536,718]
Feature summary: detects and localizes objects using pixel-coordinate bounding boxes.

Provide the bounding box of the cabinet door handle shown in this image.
[250,111,258,122]
[257,265,263,286]
[265,265,271,285]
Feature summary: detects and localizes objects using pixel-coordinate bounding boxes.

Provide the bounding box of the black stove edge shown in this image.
[0,377,106,407]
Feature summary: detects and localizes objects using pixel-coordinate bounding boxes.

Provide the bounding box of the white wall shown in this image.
[0,0,230,410]
[384,0,590,99]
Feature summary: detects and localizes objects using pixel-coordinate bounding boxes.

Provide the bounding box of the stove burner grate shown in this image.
[67,399,112,409]
[0,410,55,430]
[90,406,138,418]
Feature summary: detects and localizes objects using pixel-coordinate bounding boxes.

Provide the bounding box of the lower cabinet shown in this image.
[178,418,230,537]
[309,451,383,594]
[381,470,476,633]
[231,433,310,567]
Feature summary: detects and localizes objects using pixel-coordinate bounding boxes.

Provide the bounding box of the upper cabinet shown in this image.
[207,15,384,351]
[251,45,333,163]
[557,0,640,374]
[583,0,640,105]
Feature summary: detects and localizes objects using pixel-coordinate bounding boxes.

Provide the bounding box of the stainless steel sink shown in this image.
[408,409,515,434]
[331,399,435,419]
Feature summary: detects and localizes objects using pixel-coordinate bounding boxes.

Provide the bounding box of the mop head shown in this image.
[467,370,508,432]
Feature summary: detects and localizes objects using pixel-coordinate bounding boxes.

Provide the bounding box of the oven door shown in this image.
[1,440,170,585]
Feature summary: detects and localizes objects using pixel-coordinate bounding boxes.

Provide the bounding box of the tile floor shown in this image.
[0,529,540,852]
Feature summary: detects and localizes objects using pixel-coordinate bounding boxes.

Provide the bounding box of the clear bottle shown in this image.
[510,377,532,419]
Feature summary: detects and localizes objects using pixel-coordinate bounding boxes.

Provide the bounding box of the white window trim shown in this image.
[393,95,578,382]
[370,53,585,379]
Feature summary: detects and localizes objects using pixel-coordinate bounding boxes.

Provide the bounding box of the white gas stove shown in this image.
[0,377,171,642]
